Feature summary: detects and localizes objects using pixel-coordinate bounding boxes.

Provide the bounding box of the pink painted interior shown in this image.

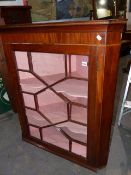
[26,109,50,127]
[72,142,86,157]
[38,89,64,106]
[15,51,29,71]
[57,121,87,143]
[19,71,46,93]
[70,55,88,78]
[31,52,65,85]
[15,51,88,158]
[29,126,40,139]
[71,106,87,124]
[39,104,68,123]
[29,125,87,155]
[23,93,36,109]
[53,79,87,106]
[18,71,35,80]
[42,126,69,150]
[68,55,76,73]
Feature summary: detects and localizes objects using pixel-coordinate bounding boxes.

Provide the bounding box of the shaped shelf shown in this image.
[18,71,46,93]
[53,79,87,106]
[56,121,87,144]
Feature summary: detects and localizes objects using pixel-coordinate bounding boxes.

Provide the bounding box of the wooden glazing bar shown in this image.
[25,107,37,112]
[48,78,66,88]
[60,128,87,146]
[57,92,70,103]
[40,120,68,129]
[60,127,72,141]
[34,94,39,111]
[28,123,41,129]
[70,104,72,119]
[72,102,87,108]
[71,140,87,147]
[70,119,87,127]
[68,77,88,81]
[32,72,48,86]
[45,78,67,90]
[37,110,52,124]
[27,52,34,72]
[25,107,52,126]
[24,106,36,111]
[65,54,68,78]
[17,69,31,73]
[69,140,72,152]
[36,78,66,95]
[35,88,46,96]
[18,70,87,111]
[21,91,35,95]
[31,72,68,103]
[67,103,71,120]
[13,51,18,70]
[39,128,43,141]
[69,55,71,77]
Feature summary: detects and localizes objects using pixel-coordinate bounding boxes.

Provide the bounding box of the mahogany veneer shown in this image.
[0,19,126,170]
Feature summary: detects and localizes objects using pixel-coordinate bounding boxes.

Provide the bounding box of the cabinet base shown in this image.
[22,135,97,171]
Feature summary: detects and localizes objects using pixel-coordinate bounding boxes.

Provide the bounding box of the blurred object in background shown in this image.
[0,74,11,114]
[56,0,93,19]
[95,0,113,19]
[23,0,28,6]
[28,0,56,22]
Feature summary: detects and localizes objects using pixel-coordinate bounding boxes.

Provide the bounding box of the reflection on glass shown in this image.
[56,0,93,19]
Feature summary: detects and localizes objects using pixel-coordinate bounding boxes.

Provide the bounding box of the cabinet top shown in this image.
[0,19,126,32]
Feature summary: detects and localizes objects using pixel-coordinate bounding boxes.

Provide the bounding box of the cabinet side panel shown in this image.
[97,45,121,167]
[87,47,105,167]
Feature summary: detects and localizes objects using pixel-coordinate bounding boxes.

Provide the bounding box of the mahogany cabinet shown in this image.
[0,20,125,170]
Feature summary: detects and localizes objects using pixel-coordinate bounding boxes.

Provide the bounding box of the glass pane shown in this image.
[68,55,88,79]
[26,109,50,127]
[18,71,46,93]
[53,79,87,106]
[31,52,66,85]
[29,126,40,139]
[56,121,87,144]
[15,51,29,71]
[23,93,35,109]
[71,105,87,124]
[42,126,69,150]
[38,89,68,123]
[72,142,86,157]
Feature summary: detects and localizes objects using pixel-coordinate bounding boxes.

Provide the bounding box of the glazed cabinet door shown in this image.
[3,43,103,169]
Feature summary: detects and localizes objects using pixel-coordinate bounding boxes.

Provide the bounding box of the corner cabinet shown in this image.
[0,20,126,170]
